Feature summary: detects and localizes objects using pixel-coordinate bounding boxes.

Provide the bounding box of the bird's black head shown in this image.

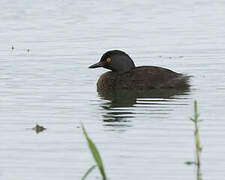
[89,50,135,73]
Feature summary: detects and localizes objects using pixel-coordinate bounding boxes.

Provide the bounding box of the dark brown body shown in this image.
[97,66,190,91]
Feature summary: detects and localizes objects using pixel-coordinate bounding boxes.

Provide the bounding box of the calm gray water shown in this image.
[1,0,225,179]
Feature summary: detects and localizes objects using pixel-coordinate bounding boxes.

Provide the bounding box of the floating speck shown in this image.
[32,123,46,134]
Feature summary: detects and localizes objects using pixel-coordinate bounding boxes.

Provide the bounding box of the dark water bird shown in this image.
[89,50,190,91]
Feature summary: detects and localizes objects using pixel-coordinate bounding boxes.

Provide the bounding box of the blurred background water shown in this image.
[0,0,225,179]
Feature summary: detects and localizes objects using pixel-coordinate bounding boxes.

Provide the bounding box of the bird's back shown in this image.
[97,66,190,91]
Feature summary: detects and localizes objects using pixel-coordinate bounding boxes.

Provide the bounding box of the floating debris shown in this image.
[158,55,184,59]
[32,123,46,134]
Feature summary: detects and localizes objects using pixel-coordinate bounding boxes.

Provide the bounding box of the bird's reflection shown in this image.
[98,89,190,130]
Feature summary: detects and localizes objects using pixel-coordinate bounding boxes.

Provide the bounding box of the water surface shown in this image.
[1,0,225,180]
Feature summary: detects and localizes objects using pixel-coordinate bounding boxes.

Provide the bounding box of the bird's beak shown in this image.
[89,61,104,68]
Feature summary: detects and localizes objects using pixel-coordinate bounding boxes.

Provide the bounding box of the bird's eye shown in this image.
[106,57,111,63]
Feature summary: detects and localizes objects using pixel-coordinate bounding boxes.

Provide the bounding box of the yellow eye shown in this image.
[106,57,111,63]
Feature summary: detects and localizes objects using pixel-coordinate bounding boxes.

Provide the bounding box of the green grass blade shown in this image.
[81,165,96,180]
[81,123,107,180]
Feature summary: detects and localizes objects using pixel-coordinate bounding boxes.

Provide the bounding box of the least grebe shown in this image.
[89,50,190,91]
